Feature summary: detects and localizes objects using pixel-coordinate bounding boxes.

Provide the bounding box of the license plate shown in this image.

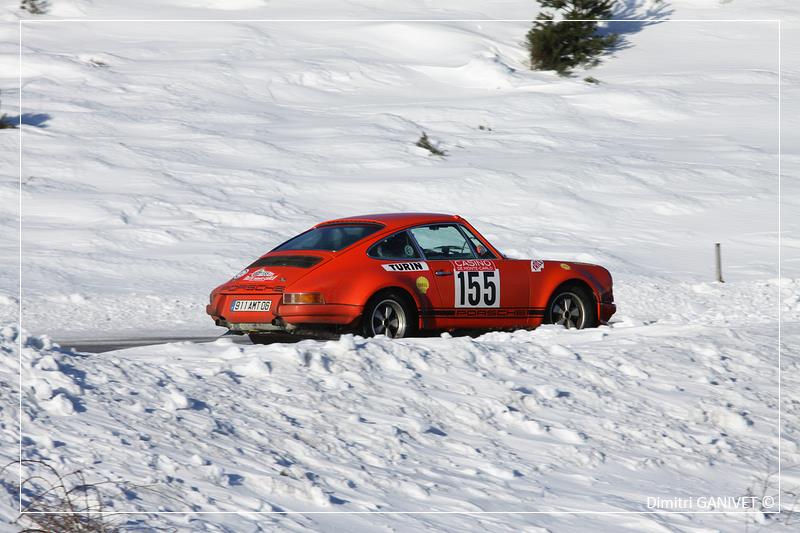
[230,300,272,312]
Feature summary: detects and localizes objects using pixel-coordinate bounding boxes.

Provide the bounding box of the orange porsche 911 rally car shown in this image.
[207,213,616,341]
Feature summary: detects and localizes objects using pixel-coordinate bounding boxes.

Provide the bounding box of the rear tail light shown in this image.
[282,292,325,305]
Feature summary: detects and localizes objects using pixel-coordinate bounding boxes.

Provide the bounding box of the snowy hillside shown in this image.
[0,0,798,531]
[0,1,796,336]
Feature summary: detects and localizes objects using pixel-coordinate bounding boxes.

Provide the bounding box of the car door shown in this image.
[408,224,530,330]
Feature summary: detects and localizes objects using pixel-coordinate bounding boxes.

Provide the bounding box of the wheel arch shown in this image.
[544,278,598,309]
[360,285,421,335]
[365,285,418,307]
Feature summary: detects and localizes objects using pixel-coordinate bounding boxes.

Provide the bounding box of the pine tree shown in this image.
[527,0,619,75]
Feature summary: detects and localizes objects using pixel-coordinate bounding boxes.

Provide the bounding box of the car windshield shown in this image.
[459,225,496,259]
[273,224,382,252]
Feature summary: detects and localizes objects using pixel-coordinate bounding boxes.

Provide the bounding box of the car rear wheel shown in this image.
[362,292,416,339]
[547,286,598,329]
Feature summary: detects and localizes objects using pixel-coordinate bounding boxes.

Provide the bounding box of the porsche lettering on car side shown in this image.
[206,213,616,342]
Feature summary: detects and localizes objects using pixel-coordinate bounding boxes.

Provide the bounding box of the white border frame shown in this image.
[16,17,782,520]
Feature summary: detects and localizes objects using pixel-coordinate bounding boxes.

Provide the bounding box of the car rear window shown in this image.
[248,255,323,268]
[273,223,383,252]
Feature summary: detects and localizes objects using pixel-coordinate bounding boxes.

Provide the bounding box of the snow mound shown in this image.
[2,322,797,531]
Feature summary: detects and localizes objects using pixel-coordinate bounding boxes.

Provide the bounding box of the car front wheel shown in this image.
[547,286,598,329]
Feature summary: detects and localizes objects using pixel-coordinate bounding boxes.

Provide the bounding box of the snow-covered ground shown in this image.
[0,0,798,531]
[3,289,800,531]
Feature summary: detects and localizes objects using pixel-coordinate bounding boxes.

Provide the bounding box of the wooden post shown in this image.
[715,243,724,283]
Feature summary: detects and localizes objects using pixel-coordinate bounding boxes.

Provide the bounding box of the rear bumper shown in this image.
[207,298,362,332]
[279,303,362,325]
[599,302,616,323]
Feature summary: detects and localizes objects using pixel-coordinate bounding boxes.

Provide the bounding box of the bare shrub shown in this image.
[3,460,120,532]
[415,132,446,157]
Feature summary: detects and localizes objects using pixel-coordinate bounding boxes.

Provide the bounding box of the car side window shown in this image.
[368,231,421,259]
[409,225,477,260]
[459,225,496,259]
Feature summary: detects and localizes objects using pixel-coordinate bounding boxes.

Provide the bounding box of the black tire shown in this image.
[546,285,598,329]
[361,291,417,339]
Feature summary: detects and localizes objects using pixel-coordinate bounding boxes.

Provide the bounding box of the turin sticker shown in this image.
[382,262,429,272]
[531,260,544,272]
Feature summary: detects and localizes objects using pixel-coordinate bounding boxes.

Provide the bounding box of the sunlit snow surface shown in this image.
[4,307,800,531]
[0,0,799,531]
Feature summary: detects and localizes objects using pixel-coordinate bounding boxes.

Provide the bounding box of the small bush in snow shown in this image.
[20,0,49,15]
[0,93,16,129]
[3,459,121,532]
[0,114,15,129]
[526,0,619,75]
[415,132,447,157]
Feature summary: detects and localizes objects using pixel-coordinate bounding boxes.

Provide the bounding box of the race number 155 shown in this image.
[455,270,500,308]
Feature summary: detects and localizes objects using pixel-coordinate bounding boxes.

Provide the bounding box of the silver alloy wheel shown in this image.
[550,291,585,329]
[370,299,407,338]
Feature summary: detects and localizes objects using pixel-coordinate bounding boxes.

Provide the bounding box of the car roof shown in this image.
[316,213,461,229]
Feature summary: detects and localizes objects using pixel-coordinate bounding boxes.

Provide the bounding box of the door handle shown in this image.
[435,270,452,276]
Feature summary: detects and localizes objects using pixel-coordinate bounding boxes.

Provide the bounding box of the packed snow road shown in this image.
[53,334,305,354]
[55,335,236,354]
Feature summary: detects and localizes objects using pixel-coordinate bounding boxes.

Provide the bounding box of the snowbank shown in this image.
[3,320,798,531]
